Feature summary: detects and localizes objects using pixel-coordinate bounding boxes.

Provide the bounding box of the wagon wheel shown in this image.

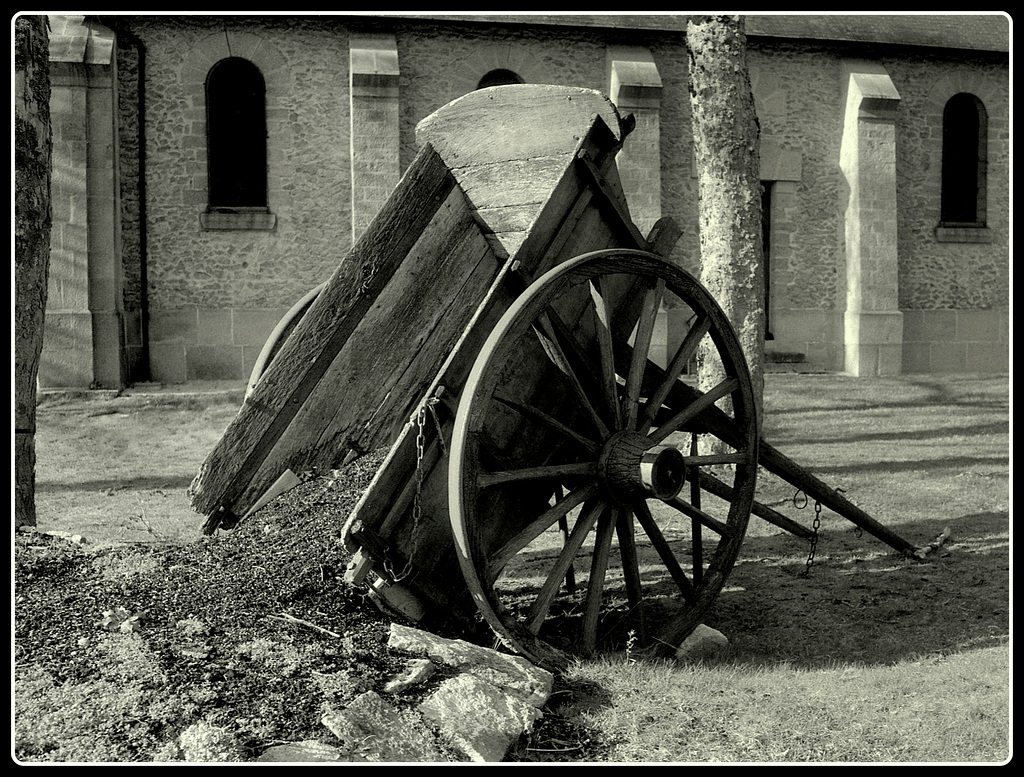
[448,249,759,670]
[246,282,326,398]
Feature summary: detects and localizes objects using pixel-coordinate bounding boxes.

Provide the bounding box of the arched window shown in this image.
[940,93,987,226]
[206,57,267,210]
[476,68,524,90]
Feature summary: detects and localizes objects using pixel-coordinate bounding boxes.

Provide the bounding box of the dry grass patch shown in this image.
[559,646,1009,763]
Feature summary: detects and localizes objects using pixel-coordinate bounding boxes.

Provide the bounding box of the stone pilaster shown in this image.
[43,16,125,388]
[350,33,401,243]
[840,61,903,376]
[607,45,662,237]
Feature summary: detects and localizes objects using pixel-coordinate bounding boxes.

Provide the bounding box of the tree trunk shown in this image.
[686,15,765,433]
[15,15,52,530]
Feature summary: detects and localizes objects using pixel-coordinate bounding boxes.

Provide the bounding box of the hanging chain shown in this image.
[800,500,823,578]
[383,392,446,583]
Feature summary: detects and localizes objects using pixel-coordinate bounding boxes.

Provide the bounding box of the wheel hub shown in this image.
[597,430,686,503]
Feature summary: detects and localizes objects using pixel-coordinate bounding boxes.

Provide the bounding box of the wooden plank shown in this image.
[190,143,456,528]
[227,188,499,516]
[415,84,624,170]
[418,85,628,262]
[453,156,571,211]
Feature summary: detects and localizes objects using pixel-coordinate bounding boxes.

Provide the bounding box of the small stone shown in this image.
[384,657,435,694]
[177,719,244,762]
[387,623,553,706]
[418,673,543,762]
[674,623,729,663]
[322,690,443,762]
[257,740,347,762]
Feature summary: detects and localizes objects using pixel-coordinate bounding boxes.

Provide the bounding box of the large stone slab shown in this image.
[321,690,444,763]
[418,673,544,763]
[387,622,554,707]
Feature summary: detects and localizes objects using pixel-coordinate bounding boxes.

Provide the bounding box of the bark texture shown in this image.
[686,15,765,429]
[15,15,52,529]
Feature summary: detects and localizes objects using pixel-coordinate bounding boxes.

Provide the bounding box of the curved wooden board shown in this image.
[415,84,625,169]
[416,84,628,259]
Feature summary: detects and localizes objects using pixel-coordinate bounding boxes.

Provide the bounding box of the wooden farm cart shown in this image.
[190,85,926,673]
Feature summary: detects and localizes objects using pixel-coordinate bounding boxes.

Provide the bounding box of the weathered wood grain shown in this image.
[417,85,628,261]
[415,84,624,169]
[190,143,457,525]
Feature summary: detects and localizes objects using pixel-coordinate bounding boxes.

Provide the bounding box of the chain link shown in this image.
[799,500,822,578]
[792,489,808,509]
[383,393,445,583]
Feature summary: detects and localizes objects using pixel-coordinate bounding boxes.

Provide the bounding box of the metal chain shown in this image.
[800,500,823,578]
[384,394,444,583]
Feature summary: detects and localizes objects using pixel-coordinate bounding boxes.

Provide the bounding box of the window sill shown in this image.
[201,209,276,231]
[935,224,992,244]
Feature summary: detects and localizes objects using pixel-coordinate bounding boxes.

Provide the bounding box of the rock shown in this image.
[177,719,245,762]
[383,657,435,694]
[322,690,444,762]
[418,673,544,763]
[387,623,553,706]
[383,624,555,762]
[257,740,349,763]
[27,528,89,545]
[674,624,729,663]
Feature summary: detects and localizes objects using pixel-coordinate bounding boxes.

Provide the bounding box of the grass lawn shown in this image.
[541,372,1011,764]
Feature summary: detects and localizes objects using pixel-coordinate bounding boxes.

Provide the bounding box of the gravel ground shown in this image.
[15,450,486,762]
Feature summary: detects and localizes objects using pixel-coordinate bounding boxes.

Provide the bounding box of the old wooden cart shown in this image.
[191,85,925,672]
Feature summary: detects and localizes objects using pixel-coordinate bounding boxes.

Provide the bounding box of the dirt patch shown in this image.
[16,452,411,762]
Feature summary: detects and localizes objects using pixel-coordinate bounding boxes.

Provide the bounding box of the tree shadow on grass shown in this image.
[513,507,1009,761]
[36,475,196,494]
[762,374,1009,418]
[774,419,1009,448]
[709,511,1009,669]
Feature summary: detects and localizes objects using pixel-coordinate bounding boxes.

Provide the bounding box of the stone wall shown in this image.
[125,17,360,382]
[48,15,1008,385]
[887,52,1010,372]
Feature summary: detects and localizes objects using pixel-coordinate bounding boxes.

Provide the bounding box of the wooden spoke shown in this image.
[478,461,596,489]
[684,452,747,467]
[493,391,601,454]
[554,484,577,595]
[486,481,599,581]
[689,433,704,587]
[666,494,736,538]
[525,498,608,634]
[589,278,622,428]
[582,506,618,654]
[647,377,740,447]
[534,310,610,438]
[544,303,617,431]
[615,509,645,628]
[639,314,711,430]
[623,278,665,430]
[632,499,698,605]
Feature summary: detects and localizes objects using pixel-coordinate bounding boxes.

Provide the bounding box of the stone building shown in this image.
[40,13,1010,388]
